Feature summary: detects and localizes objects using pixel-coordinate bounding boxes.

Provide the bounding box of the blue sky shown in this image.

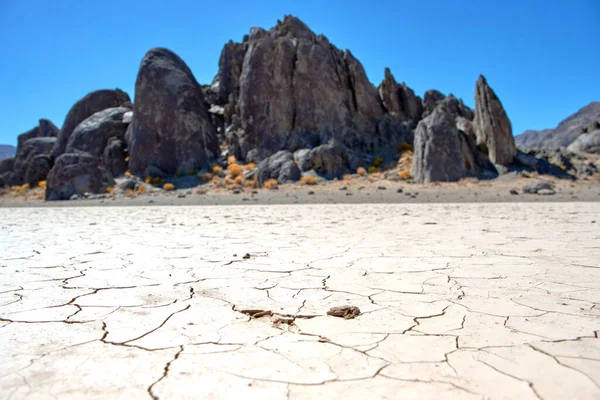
[0,0,598,146]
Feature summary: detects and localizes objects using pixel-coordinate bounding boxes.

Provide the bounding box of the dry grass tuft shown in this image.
[245,162,256,170]
[399,170,412,180]
[163,183,175,191]
[342,173,351,181]
[137,185,147,194]
[224,176,236,185]
[227,163,243,178]
[234,175,244,185]
[373,157,384,167]
[227,155,237,165]
[125,188,135,197]
[368,166,382,174]
[300,176,318,185]
[263,179,278,189]
[201,172,213,182]
[245,179,255,187]
[106,187,114,194]
[124,171,132,178]
[144,177,152,184]
[37,180,47,189]
[357,167,367,176]
[211,164,223,174]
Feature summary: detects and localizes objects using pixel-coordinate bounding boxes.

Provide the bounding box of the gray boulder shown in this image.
[46,153,114,200]
[24,155,52,185]
[567,130,600,153]
[522,181,554,194]
[297,142,361,178]
[412,104,468,183]
[17,119,59,149]
[256,150,301,184]
[473,75,516,165]
[0,156,14,175]
[52,89,131,159]
[12,137,57,185]
[128,48,219,177]
[66,107,130,157]
[103,138,128,177]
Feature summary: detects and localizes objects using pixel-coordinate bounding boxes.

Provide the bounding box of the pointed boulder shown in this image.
[473,75,516,165]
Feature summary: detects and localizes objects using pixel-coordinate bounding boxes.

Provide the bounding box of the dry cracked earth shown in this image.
[0,203,599,399]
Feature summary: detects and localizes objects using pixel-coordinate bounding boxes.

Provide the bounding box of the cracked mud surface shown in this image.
[0,203,599,399]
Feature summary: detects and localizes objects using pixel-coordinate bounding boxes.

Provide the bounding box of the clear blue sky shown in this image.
[1,0,598,146]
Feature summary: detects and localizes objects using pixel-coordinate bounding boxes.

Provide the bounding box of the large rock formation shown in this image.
[66,107,130,158]
[12,137,57,185]
[378,68,422,124]
[46,153,114,200]
[412,104,469,183]
[52,89,131,159]
[473,75,516,165]
[567,130,600,153]
[212,15,415,161]
[128,48,219,177]
[17,119,59,149]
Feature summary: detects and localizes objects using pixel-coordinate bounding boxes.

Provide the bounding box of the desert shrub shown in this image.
[342,174,351,181]
[357,167,367,176]
[234,175,244,185]
[106,187,114,194]
[227,155,237,165]
[400,158,412,169]
[124,171,131,178]
[245,179,255,187]
[263,178,278,189]
[373,157,384,167]
[125,188,135,197]
[227,163,243,178]
[300,176,318,185]
[37,180,47,189]
[211,164,223,174]
[397,143,414,153]
[163,183,175,191]
[368,166,382,174]
[21,183,30,191]
[201,172,213,182]
[224,176,236,185]
[144,177,152,184]
[399,170,412,180]
[137,185,147,194]
[245,162,256,170]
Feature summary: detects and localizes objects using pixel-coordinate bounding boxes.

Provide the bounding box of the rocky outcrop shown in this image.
[256,151,301,184]
[422,90,446,118]
[128,48,219,177]
[103,138,128,177]
[294,142,361,178]
[473,75,516,165]
[378,68,422,124]
[0,157,14,175]
[52,89,131,159]
[24,155,52,185]
[17,119,59,149]
[567,130,600,153]
[213,15,405,161]
[66,107,130,158]
[12,137,57,185]
[412,104,469,183]
[46,153,114,200]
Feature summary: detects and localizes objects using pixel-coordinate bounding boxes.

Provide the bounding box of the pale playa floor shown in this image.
[0,203,599,399]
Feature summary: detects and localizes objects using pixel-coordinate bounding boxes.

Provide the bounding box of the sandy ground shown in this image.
[0,202,599,399]
[1,174,600,207]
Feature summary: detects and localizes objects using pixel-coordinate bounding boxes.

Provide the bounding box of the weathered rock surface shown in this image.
[17,119,59,149]
[24,155,53,185]
[421,90,446,118]
[213,16,414,161]
[12,137,57,185]
[256,150,301,184]
[378,68,422,124]
[52,89,131,159]
[0,156,14,175]
[66,107,130,158]
[567,130,600,153]
[103,138,128,177]
[522,181,554,194]
[412,104,468,183]
[295,142,361,178]
[128,48,219,177]
[46,153,114,200]
[473,75,516,165]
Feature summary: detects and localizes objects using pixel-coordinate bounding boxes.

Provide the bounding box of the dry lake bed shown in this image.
[1,202,599,399]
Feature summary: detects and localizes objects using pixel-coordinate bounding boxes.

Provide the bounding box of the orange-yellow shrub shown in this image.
[227,155,237,165]
[211,165,223,174]
[263,179,278,189]
[144,177,152,184]
[234,175,244,185]
[245,162,256,170]
[125,188,135,197]
[124,171,132,178]
[37,180,47,189]
[227,163,243,178]
[343,174,351,181]
[300,176,318,185]
[399,170,412,180]
[106,187,114,194]
[357,167,367,176]
[245,179,255,187]
[163,183,175,191]
[137,185,147,194]
[224,176,236,185]
[211,176,222,187]
[201,172,213,182]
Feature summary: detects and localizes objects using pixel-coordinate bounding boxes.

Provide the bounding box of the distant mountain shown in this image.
[515,102,600,149]
[0,144,16,160]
